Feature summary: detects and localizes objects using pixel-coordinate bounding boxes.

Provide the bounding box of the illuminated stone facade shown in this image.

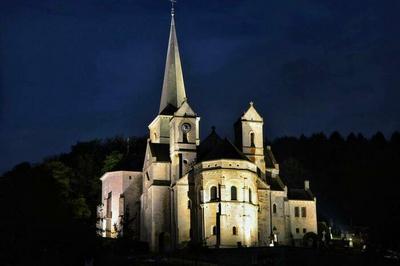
[97,13,318,252]
[98,171,142,238]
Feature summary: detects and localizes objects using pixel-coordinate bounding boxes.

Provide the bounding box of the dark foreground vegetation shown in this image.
[91,243,400,266]
[1,131,399,265]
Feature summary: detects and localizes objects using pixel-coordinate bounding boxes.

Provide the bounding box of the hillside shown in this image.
[1,132,400,264]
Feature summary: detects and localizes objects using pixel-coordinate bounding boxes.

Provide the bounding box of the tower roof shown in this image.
[240,101,263,122]
[159,14,187,114]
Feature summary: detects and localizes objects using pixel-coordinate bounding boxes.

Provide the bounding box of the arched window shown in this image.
[210,186,218,201]
[250,132,255,147]
[231,186,237,200]
[232,226,237,235]
[212,226,217,235]
[273,203,277,214]
[249,188,252,203]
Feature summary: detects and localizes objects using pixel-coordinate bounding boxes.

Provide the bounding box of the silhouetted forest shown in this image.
[1,131,400,264]
[271,131,400,250]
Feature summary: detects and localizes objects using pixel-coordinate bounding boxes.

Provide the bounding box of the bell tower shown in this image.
[234,102,265,173]
[169,101,200,183]
[141,4,199,251]
[148,7,187,144]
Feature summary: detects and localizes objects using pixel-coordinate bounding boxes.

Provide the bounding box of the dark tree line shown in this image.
[0,136,147,265]
[272,131,400,250]
[0,131,399,264]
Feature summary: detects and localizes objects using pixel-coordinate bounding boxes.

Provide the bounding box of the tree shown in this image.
[279,157,307,187]
[70,197,91,219]
[102,151,123,174]
[45,161,73,198]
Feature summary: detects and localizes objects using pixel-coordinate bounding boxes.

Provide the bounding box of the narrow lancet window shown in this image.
[106,192,112,218]
[212,226,217,235]
[250,132,255,147]
[183,132,188,143]
[231,186,237,200]
[233,226,237,235]
[249,188,252,203]
[210,186,218,201]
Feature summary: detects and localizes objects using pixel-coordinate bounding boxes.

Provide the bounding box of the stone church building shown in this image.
[97,11,317,252]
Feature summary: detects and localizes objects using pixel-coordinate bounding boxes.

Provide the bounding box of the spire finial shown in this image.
[170,0,176,16]
[250,101,254,107]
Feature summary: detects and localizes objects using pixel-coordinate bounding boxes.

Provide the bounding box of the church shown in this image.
[97,9,318,252]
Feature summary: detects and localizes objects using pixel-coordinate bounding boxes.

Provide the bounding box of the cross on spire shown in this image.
[170,0,176,16]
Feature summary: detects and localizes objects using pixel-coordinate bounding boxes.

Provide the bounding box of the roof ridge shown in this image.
[223,137,249,161]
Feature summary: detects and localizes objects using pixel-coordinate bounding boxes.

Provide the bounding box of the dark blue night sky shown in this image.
[1,0,399,173]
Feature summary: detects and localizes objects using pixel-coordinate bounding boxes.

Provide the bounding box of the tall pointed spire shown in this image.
[159,4,187,114]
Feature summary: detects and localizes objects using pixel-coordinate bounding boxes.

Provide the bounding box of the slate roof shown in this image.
[266,175,286,191]
[149,143,170,162]
[288,188,315,201]
[197,127,221,159]
[159,104,178,115]
[197,128,249,163]
[158,15,187,114]
[265,146,278,168]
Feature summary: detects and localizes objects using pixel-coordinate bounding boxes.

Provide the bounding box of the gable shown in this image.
[143,142,153,170]
[174,101,196,117]
[241,103,263,122]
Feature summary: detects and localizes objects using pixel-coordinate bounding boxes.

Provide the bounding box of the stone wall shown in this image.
[194,159,262,248]
[99,171,141,238]
[172,176,191,248]
[121,172,142,239]
[271,190,289,245]
[257,187,270,246]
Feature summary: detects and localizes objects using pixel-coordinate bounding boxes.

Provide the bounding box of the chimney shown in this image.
[304,180,310,190]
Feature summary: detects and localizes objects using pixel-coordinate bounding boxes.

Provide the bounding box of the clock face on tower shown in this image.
[181,123,192,133]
